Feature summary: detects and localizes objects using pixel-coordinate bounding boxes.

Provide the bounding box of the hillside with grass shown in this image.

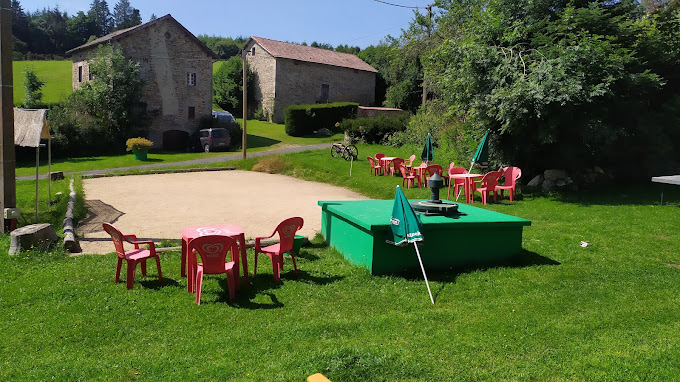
[12,61,72,106]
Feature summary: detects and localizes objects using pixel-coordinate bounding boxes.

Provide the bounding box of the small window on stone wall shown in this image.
[78,66,82,83]
[251,47,255,56]
[188,106,196,120]
[187,72,197,86]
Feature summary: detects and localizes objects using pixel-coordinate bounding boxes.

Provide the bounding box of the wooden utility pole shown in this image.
[0,0,16,233]
[241,50,247,160]
[422,5,432,107]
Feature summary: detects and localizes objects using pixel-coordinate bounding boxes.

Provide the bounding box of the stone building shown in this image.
[243,37,378,123]
[66,15,217,149]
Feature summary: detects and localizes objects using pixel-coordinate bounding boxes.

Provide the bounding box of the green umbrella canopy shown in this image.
[421,133,434,163]
[471,129,490,166]
[386,186,424,246]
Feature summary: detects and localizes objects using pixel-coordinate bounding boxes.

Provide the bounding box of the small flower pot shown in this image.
[132,149,148,161]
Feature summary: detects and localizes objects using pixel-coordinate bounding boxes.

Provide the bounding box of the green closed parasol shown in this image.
[471,129,490,167]
[421,133,434,163]
[386,186,434,304]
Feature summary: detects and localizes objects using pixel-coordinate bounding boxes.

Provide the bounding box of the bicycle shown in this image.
[330,142,358,161]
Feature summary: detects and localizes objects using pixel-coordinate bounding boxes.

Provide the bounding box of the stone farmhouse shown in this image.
[243,37,378,123]
[66,15,217,150]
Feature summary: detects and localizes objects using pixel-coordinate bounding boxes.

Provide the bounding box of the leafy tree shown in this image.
[11,0,30,52]
[23,68,44,108]
[50,44,145,155]
[212,56,254,116]
[67,11,98,48]
[422,0,680,178]
[112,0,141,30]
[197,35,247,59]
[149,13,157,21]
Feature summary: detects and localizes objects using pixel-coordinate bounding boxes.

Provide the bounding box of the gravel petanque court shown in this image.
[78,170,369,254]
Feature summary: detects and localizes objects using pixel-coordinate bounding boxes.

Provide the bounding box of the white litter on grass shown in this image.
[580,241,589,247]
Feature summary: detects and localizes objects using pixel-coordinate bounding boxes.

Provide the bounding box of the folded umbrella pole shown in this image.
[457,129,490,201]
[387,186,435,304]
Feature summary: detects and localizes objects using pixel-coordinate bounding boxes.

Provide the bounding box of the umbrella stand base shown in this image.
[411,200,460,216]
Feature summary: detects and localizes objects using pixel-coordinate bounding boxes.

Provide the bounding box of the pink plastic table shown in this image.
[450,173,483,203]
[412,163,429,185]
[181,224,248,292]
[379,157,398,176]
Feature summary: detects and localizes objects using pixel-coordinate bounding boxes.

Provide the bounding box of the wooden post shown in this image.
[0,0,16,233]
[241,50,247,160]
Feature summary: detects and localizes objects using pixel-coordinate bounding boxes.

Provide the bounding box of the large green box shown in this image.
[318,200,531,275]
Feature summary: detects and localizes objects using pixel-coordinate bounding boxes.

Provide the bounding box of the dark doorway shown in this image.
[163,130,189,151]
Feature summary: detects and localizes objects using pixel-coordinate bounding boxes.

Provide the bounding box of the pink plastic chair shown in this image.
[496,166,522,202]
[447,166,468,200]
[404,155,416,170]
[424,164,443,187]
[254,217,304,282]
[367,156,383,176]
[398,164,419,188]
[389,158,404,176]
[189,235,238,304]
[102,223,163,289]
[471,171,501,205]
[375,153,386,161]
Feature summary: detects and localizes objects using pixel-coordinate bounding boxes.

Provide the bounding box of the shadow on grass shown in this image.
[392,249,559,302]
[136,158,163,163]
[247,134,281,149]
[526,184,680,207]
[139,277,180,290]
[395,249,559,283]
[219,269,344,309]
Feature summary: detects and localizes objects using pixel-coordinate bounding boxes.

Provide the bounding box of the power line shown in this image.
[373,0,420,9]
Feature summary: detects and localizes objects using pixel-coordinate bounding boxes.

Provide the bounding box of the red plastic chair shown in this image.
[496,166,522,202]
[447,166,468,200]
[471,171,501,205]
[189,235,238,305]
[367,156,383,176]
[404,155,416,171]
[254,217,304,282]
[389,158,404,176]
[102,223,163,289]
[375,153,386,161]
[424,164,443,187]
[398,164,419,188]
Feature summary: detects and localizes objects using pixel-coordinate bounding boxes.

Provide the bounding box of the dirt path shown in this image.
[78,170,368,254]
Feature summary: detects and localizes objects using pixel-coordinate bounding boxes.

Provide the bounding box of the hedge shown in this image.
[341,113,411,144]
[284,102,358,137]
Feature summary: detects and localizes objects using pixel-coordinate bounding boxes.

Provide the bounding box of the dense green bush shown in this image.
[284,102,358,137]
[198,116,243,147]
[341,113,410,144]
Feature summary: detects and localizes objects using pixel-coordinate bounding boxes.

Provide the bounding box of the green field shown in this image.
[12,60,72,106]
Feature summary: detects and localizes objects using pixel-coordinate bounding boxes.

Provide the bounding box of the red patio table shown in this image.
[181,224,248,292]
[411,163,429,185]
[450,173,483,203]
[379,157,398,176]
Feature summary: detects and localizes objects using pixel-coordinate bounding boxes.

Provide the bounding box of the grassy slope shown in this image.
[3,147,680,380]
[12,60,72,106]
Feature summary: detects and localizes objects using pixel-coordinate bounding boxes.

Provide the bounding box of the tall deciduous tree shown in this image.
[212,56,254,116]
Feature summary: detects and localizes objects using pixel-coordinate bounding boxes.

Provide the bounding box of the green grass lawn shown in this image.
[4,147,680,379]
[12,60,72,106]
[15,120,342,177]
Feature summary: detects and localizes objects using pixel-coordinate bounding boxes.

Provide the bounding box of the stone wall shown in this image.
[273,59,375,123]
[244,40,277,121]
[69,18,214,149]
